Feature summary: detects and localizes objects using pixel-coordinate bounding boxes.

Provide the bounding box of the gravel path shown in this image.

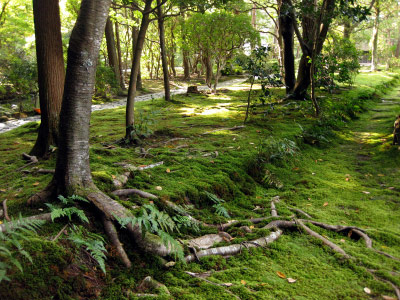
[0,77,247,134]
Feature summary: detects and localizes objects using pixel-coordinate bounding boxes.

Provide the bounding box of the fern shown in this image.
[0,216,44,282]
[45,195,89,223]
[67,225,107,274]
[114,204,184,260]
[205,192,230,218]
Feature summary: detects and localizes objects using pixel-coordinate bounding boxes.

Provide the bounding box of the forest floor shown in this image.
[0,72,399,300]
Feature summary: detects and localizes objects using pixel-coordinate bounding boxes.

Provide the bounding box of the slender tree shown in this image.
[30,0,65,158]
[156,0,171,101]
[370,0,380,71]
[105,16,124,90]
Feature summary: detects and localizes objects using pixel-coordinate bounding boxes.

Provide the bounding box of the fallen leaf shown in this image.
[210,160,214,163]
[256,130,261,133]
[323,202,329,207]
[287,278,296,283]
[165,261,176,267]
[223,283,233,287]
[33,182,40,186]
[340,239,346,243]
[155,186,163,191]
[377,174,385,177]
[0,221,2,224]
[111,175,116,179]
[312,172,316,175]
[166,168,171,173]
[293,167,299,171]
[382,295,396,300]
[345,178,350,181]
[363,287,371,294]
[306,203,312,206]
[249,142,254,145]
[249,225,255,229]
[240,280,246,285]
[307,198,312,201]
[362,191,370,194]
[388,187,395,190]
[276,271,286,279]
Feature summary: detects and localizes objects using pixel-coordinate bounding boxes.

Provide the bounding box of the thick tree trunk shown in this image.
[30,0,65,158]
[371,0,380,71]
[156,0,170,101]
[132,25,143,90]
[115,22,125,90]
[105,17,122,90]
[292,0,335,99]
[279,0,296,94]
[125,0,152,140]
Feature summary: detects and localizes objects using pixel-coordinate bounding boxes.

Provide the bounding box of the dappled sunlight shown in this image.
[179,102,235,117]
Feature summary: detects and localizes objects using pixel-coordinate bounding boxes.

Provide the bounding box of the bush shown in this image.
[95,65,118,98]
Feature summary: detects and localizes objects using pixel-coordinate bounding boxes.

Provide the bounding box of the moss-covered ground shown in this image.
[0,71,399,299]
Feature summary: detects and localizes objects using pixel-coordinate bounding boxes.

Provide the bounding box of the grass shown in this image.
[0,71,399,299]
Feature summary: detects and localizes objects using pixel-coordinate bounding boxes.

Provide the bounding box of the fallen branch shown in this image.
[201,125,245,135]
[296,219,351,259]
[185,230,282,262]
[2,199,10,221]
[112,189,158,199]
[0,212,52,233]
[102,215,132,268]
[184,271,241,300]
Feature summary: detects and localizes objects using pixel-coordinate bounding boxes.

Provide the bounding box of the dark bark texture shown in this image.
[157,0,171,101]
[30,0,65,157]
[105,17,123,90]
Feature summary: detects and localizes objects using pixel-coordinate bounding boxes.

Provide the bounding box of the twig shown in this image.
[2,199,10,221]
[51,223,69,242]
[184,271,241,300]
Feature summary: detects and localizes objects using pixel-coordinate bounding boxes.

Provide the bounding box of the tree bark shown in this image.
[132,25,143,90]
[157,0,171,93]
[292,0,335,99]
[279,0,296,94]
[203,54,213,89]
[371,0,380,71]
[125,0,152,140]
[30,0,65,158]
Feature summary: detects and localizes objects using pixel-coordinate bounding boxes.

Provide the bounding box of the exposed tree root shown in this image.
[271,200,278,217]
[296,219,351,259]
[102,215,132,268]
[287,207,312,219]
[187,232,233,250]
[0,212,52,233]
[2,199,10,221]
[185,230,282,262]
[17,153,39,171]
[136,276,170,295]
[367,269,400,300]
[27,180,57,206]
[87,191,176,257]
[184,271,241,300]
[22,168,55,174]
[112,189,158,199]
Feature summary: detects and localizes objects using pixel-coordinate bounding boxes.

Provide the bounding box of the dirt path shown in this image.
[0,77,247,134]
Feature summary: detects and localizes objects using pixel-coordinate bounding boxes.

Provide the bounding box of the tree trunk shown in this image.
[30,0,65,158]
[105,17,122,90]
[132,25,143,90]
[292,0,335,99]
[125,0,152,141]
[203,54,213,89]
[343,18,352,39]
[157,0,171,101]
[279,0,296,94]
[169,22,177,78]
[371,0,380,71]
[115,22,125,90]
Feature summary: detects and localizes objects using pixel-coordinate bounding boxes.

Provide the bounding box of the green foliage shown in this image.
[205,191,230,218]
[114,204,184,260]
[45,195,89,223]
[258,137,299,163]
[67,225,107,274]
[0,216,44,282]
[316,35,360,91]
[95,65,119,99]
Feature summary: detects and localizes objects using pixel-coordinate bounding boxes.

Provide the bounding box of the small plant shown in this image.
[126,109,161,144]
[0,216,44,282]
[205,191,230,218]
[259,137,299,163]
[45,195,89,223]
[67,225,107,274]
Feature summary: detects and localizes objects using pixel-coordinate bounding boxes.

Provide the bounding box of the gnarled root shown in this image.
[185,230,282,263]
[102,215,131,268]
[2,199,10,221]
[112,189,157,199]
